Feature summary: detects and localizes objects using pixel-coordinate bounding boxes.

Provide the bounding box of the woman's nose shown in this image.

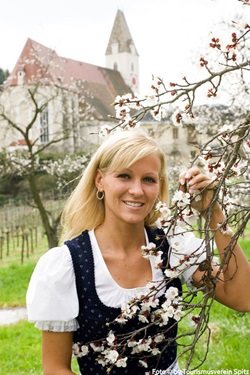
[128,179,143,195]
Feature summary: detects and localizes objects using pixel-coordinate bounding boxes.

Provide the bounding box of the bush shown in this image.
[0,194,11,205]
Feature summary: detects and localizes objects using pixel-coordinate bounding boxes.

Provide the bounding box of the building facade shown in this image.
[0,9,195,168]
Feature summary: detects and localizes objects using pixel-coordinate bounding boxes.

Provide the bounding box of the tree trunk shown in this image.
[28,176,59,248]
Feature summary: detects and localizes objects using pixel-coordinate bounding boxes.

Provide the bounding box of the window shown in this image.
[169,150,181,166]
[40,106,49,143]
[113,62,118,71]
[173,127,179,139]
[187,125,197,144]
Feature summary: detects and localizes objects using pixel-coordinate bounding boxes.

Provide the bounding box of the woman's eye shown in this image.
[143,177,156,183]
[117,173,130,179]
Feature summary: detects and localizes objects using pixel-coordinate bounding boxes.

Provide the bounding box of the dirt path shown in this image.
[0,307,27,325]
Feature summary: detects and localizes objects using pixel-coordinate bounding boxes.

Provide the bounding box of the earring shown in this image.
[96,190,105,200]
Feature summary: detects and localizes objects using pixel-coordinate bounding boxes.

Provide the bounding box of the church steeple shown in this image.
[105,9,139,93]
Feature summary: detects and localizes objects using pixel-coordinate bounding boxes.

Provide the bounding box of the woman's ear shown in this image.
[95,169,104,191]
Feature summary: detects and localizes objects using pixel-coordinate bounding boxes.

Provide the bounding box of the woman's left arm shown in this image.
[179,167,250,312]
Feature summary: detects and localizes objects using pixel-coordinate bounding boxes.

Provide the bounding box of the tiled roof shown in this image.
[105,10,139,56]
[5,38,133,120]
[9,139,31,146]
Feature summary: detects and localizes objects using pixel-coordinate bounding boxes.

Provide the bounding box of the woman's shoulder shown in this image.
[26,244,78,321]
[38,244,72,268]
[28,244,75,295]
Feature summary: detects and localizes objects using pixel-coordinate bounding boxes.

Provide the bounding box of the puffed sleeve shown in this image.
[168,232,216,287]
[26,245,79,322]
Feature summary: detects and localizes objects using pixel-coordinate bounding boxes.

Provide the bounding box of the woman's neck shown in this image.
[94,221,146,253]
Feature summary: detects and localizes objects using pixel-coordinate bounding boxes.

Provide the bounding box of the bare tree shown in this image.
[0,45,87,248]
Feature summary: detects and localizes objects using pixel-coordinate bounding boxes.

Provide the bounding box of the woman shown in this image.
[26,130,250,375]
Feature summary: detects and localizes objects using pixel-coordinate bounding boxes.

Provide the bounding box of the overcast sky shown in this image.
[1,0,247,94]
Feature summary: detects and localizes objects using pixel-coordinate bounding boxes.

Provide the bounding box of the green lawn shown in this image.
[0,235,249,374]
[0,321,80,375]
[178,299,250,371]
[0,264,35,307]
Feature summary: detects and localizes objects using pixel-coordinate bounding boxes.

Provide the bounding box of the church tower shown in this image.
[105,10,139,94]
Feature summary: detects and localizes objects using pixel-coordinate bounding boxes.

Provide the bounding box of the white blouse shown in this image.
[26,229,208,332]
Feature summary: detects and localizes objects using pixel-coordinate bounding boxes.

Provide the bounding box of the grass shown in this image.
[0,232,249,374]
[0,231,48,308]
[0,321,42,375]
[0,264,36,307]
[0,320,80,375]
[0,233,81,375]
[178,299,250,371]
[177,236,250,371]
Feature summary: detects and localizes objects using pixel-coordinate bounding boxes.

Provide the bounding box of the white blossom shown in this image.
[128,339,137,348]
[172,191,191,208]
[99,125,112,137]
[171,109,183,127]
[189,315,200,327]
[154,334,164,343]
[115,315,128,324]
[152,347,161,355]
[174,309,183,321]
[139,359,148,368]
[144,94,159,107]
[155,201,172,220]
[165,287,179,300]
[157,311,170,326]
[104,349,119,364]
[121,303,139,319]
[164,268,180,278]
[138,313,149,323]
[90,342,104,352]
[106,331,116,346]
[141,297,159,311]
[116,357,128,367]
[72,343,80,356]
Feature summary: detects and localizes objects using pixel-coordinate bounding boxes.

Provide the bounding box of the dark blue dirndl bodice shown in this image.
[65,228,182,375]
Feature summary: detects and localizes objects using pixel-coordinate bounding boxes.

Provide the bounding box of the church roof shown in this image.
[5,38,133,120]
[105,9,139,56]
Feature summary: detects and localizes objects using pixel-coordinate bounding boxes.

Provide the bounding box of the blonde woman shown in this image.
[27,130,250,375]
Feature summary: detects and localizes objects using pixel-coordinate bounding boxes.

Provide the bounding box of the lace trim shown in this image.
[35,318,79,332]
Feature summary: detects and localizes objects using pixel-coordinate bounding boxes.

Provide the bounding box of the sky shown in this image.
[1,0,248,95]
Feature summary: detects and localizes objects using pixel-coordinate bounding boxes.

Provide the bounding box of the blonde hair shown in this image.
[60,129,169,242]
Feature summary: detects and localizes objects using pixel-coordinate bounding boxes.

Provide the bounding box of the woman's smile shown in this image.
[123,201,144,207]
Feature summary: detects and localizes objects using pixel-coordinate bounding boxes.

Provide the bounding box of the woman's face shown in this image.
[95,153,161,227]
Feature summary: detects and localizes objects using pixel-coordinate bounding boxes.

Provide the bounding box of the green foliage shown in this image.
[0,173,23,197]
[0,193,11,205]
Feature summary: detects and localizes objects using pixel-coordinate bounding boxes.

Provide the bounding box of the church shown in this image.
[0,10,140,152]
[0,9,195,165]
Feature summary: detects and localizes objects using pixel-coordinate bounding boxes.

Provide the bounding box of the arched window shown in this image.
[40,106,49,143]
[131,62,134,72]
[113,62,118,71]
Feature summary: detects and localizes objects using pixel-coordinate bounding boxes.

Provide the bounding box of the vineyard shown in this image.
[0,197,64,264]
